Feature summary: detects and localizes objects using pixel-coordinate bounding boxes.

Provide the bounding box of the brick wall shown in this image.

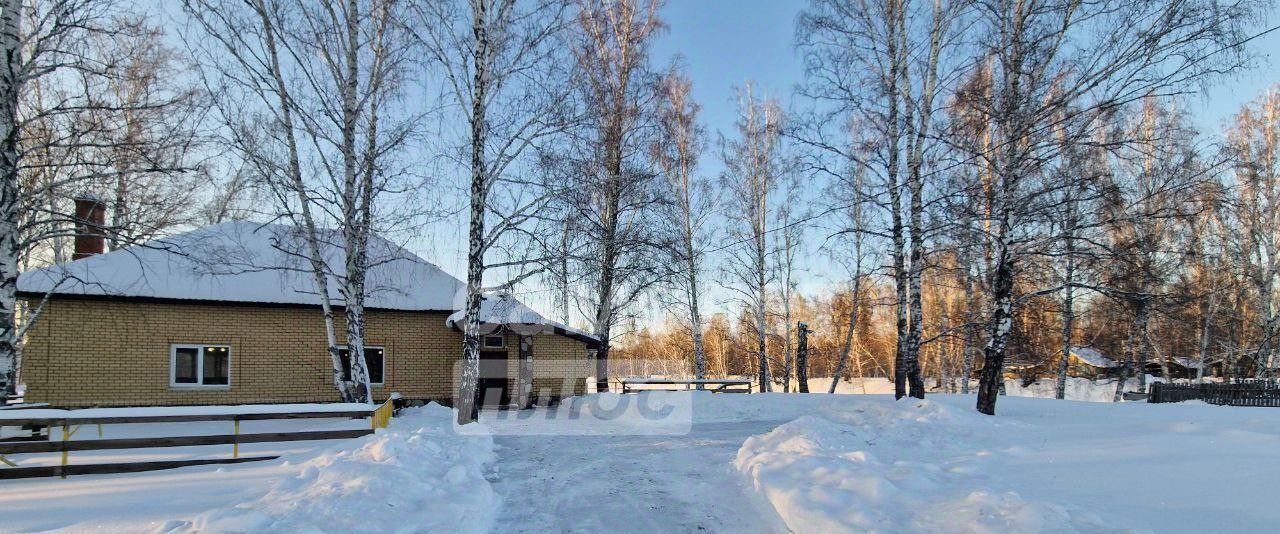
[19,297,593,407]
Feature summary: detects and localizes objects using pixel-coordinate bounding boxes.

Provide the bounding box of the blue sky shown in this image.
[155,1,1279,327]
[655,0,1279,145]
[499,1,1280,327]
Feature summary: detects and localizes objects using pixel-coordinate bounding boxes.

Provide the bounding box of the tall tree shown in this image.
[1102,98,1204,398]
[413,0,574,423]
[826,140,871,393]
[775,177,803,392]
[796,0,961,400]
[570,0,665,392]
[184,0,418,403]
[722,84,784,393]
[1227,86,1280,378]
[652,66,712,383]
[966,0,1254,415]
[3,1,202,397]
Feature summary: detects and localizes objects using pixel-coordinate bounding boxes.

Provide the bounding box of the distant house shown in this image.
[1066,346,1120,379]
[1145,357,1224,380]
[17,217,597,408]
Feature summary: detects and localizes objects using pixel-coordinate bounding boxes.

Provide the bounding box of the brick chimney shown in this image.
[72,194,107,260]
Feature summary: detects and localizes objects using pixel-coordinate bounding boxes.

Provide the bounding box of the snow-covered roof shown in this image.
[18,221,467,311]
[1170,357,1220,369]
[1069,346,1119,368]
[445,293,599,345]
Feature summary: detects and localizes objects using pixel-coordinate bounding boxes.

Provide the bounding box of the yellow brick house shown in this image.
[17,220,597,408]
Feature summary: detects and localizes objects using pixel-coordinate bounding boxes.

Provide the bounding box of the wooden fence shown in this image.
[1149,380,1280,407]
[0,400,397,480]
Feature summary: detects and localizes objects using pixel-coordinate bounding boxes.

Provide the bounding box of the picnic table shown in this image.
[620,378,753,394]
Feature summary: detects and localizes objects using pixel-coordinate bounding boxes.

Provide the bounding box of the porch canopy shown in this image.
[444,294,599,347]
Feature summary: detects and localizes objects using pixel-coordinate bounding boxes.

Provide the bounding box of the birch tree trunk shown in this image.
[1055,205,1077,400]
[754,240,769,392]
[1114,298,1150,401]
[976,243,1014,415]
[0,0,20,397]
[829,274,862,394]
[959,236,979,394]
[249,0,353,403]
[901,0,949,401]
[781,285,793,392]
[1134,297,1152,392]
[457,0,492,423]
[1055,267,1074,400]
[655,70,708,387]
[1196,285,1219,383]
[689,263,705,383]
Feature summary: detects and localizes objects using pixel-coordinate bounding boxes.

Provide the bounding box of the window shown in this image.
[171,344,230,388]
[339,346,385,386]
[483,335,506,349]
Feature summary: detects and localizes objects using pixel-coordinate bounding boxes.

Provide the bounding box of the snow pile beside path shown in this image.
[735,400,1127,533]
[186,404,497,534]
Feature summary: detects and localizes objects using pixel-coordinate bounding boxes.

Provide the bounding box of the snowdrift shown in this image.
[183,404,497,534]
[735,400,1125,533]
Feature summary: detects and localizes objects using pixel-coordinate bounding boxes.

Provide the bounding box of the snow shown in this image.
[444,293,598,342]
[16,221,467,311]
[1,404,496,533]
[479,398,787,533]
[730,393,1280,533]
[735,402,1117,532]
[187,405,497,533]
[7,393,1280,533]
[1069,346,1119,368]
[485,391,1280,533]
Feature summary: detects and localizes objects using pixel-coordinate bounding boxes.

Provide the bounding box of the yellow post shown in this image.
[232,419,240,459]
[371,398,395,430]
[60,422,70,479]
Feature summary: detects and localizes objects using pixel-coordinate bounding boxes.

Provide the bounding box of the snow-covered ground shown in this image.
[1,405,495,533]
[5,393,1279,533]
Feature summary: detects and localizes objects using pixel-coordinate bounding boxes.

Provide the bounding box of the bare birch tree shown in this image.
[826,143,872,393]
[568,0,666,392]
[652,66,713,383]
[796,0,962,400]
[183,0,419,403]
[775,204,802,393]
[965,0,1256,415]
[2,0,205,396]
[722,83,784,393]
[412,0,574,423]
[1227,86,1280,378]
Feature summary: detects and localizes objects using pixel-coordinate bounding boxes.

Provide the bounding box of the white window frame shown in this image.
[339,345,386,387]
[169,344,232,389]
[483,335,506,349]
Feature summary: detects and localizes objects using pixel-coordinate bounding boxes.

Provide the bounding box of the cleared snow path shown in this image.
[481,401,790,533]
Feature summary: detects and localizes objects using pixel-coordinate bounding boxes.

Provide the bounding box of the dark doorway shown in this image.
[478,350,511,408]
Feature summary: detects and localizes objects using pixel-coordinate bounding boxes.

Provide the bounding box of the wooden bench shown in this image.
[620,378,753,394]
